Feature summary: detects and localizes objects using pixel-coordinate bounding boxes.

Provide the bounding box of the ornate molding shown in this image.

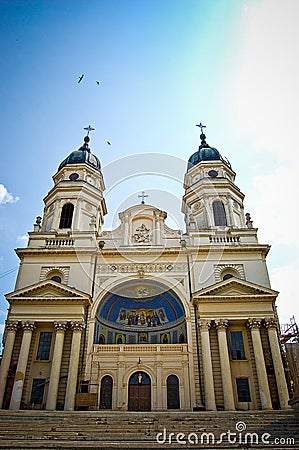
[247,318,262,330]
[40,266,70,283]
[21,321,36,332]
[54,321,68,332]
[96,262,187,274]
[214,264,245,282]
[215,319,229,330]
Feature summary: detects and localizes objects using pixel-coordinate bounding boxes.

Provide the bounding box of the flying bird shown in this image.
[107,141,111,146]
[96,81,100,85]
[78,74,84,83]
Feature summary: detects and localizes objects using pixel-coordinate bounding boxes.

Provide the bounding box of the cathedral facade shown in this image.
[0,129,290,412]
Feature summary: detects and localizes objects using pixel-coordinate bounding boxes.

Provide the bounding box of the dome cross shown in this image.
[83,125,95,136]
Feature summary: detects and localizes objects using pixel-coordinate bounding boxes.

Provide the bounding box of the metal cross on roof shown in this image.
[83,125,95,136]
[138,191,148,204]
[196,122,206,133]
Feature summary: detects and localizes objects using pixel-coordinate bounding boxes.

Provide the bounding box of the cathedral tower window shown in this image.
[36,332,52,360]
[212,200,227,226]
[59,203,74,228]
[230,331,246,360]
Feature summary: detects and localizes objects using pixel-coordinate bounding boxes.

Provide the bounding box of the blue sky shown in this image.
[1,0,299,342]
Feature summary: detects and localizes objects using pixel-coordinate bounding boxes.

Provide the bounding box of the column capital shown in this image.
[21,321,36,332]
[247,318,262,330]
[70,320,85,332]
[198,319,212,331]
[215,319,229,330]
[5,320,19,333]
[264,317,278,330]
[54,321,68,332]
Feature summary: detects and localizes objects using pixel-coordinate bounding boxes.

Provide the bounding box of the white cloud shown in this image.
[270,263,299,325]
[0,184,19,204]
[17,235,28,244]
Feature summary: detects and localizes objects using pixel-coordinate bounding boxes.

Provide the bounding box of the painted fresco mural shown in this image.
[95,289,187,345]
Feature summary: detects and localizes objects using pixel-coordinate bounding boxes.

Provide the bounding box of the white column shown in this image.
[265,318,290,409]
[198,320,216,411]
[155,213,161,245]
[124,214,130,245]
[247,318,272,410]
[0,321,19,408]
[156,362,163,410]
[215,319,235,410]
[64,321,85,411]
[52,200,61,230]
[46,321,68,410]
[117,354,125,410]
[182,358,191,410]
[9,321,36,410]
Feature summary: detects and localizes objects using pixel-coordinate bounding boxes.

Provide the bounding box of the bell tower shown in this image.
[182,124,246,232]
[41,127,107,235]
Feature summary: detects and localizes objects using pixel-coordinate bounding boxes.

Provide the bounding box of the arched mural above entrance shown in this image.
[94,280,187,345]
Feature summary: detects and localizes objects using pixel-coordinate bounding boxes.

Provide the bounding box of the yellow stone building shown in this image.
[0,128,290,412]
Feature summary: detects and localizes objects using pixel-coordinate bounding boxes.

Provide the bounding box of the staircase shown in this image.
[0,410,298,449]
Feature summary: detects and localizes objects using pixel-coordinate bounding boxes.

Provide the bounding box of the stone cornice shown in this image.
[9,297,90,305]
[193,295,276,303]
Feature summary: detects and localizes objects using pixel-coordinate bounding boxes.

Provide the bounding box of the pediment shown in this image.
[6,280,90,302]
[193,278,278,299]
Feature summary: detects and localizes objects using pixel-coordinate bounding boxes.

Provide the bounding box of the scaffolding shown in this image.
[280,316,299,397]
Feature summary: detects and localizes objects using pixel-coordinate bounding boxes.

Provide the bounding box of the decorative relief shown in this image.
[214,264,245,282]
[133,223,151,243]
[85,202,93,212]
[192,201,201,212]
[96,262,187,274]
[40,266,70,283]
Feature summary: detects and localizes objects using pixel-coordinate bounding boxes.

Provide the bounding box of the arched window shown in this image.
[223,273,234,281]
[59,203,74,229]
[51,275,62,283]
[167,375,180,409]
[213,200,227,226]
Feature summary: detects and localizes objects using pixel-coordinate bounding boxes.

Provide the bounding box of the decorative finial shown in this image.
[83,125,95,136]
[138,191,148,204]
[196,122,207,145]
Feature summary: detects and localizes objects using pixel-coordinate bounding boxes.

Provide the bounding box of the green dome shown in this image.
[188,133,231,170]
[58,136,101,172]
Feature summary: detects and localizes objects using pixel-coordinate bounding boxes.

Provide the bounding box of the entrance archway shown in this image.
[128,371,151,411]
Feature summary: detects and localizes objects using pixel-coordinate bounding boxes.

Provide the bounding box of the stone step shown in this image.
[0,410,297,449]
